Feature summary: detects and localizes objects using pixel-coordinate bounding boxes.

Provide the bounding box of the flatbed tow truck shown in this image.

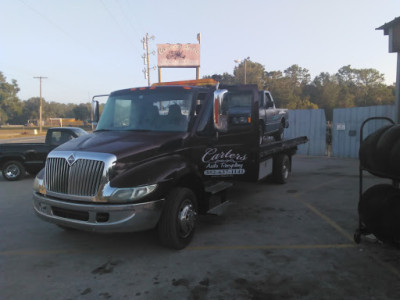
[33,79,307,249]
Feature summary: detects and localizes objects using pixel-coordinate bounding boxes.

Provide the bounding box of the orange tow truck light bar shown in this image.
[151,78,218,87]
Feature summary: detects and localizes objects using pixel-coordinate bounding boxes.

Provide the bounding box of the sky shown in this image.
[1,0,399,104]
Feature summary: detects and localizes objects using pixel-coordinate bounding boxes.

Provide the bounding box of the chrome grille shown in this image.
[45,157,104,196]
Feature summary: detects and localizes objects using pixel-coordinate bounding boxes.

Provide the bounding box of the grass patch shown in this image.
[0,128,47,139]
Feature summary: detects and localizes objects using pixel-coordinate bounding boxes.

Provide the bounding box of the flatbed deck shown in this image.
[259,136,308,159]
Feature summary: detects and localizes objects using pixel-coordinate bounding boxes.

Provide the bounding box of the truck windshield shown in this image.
[96,89,194,132]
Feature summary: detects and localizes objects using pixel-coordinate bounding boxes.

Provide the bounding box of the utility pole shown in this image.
[33,76,47,133]
[141,33,156,86]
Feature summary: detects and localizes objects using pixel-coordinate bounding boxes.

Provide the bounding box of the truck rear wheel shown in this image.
[273,154,291,184]
[158,187,198,249]
[2,160,25,181]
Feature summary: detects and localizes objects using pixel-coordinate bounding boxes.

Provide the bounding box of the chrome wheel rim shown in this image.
[177,199,196,238]
[282,161,289,179]
[5,164,20,179]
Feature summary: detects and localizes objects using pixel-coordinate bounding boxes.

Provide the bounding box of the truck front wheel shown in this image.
[2,160,25,181]
[158,187,198,249]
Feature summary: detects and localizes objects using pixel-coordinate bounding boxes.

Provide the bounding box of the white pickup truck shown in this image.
[258,91,289,144]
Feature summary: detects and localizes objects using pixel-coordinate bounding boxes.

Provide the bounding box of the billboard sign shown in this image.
[157,44,200,67]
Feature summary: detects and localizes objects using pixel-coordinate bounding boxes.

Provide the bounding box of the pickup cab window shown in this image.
[49,130,74,146]
[97,89,194,132]
[223,91,253,127]
[266,93,274,108]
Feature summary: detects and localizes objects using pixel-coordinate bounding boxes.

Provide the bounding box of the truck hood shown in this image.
[54,130,188,163]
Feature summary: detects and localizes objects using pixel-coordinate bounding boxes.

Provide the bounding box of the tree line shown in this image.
[0,72,91,126]
[205,60,395,120]
[1,61,395,125]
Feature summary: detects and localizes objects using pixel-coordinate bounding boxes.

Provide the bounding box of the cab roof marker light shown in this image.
[183,86,192,90]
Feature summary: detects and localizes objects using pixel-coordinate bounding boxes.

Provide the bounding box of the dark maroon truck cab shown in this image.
[33,80,307,249]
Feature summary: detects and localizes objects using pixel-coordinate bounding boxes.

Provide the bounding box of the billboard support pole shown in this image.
[158,67,162,83]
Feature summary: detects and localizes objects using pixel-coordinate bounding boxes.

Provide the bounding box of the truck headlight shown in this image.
[110,184,157,202]
[33,170,46,195]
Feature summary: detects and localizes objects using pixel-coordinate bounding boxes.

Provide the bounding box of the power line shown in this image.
[100,0,138,50]
[115,0,142,37]
[120,0,146,34]
[18,0,93,54]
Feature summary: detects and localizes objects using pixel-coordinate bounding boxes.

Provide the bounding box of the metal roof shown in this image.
[376,16,400,34]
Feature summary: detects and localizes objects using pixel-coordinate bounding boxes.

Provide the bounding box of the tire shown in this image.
[359,125,392,173]
[158,187,198,249]
[354,230,362,244]
[273,154,291,184]
[2,160,25,181]
[358,184,400,242]
[259,122,264,145]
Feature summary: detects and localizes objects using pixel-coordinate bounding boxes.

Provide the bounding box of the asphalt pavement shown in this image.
[1,156,400,300]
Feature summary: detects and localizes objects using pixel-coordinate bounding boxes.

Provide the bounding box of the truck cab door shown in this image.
[194,86,260,182]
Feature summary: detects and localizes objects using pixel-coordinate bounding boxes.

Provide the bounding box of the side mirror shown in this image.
[91,100,100,123]
[213,89,228,133]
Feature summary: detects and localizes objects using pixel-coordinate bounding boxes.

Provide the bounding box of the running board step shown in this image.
[207,200,231,215]
[204,181,233,194]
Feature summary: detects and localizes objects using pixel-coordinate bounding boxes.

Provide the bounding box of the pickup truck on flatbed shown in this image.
[33,79,307,249]
[259,90,289,143]
[223,90,288,144]
[0,127,87,181]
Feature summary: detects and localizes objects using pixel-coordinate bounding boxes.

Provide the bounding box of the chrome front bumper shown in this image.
[33,192,164,233]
